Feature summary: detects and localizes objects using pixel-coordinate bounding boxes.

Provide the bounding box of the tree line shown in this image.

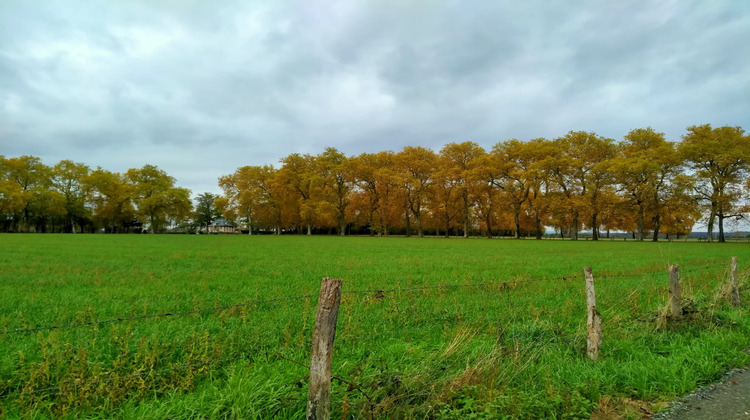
[1,124,748,241]
[217,125,748,242]
[0,161,193,234]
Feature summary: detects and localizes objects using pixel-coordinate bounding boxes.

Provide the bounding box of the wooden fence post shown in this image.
[307,277,342,420]
[584,267,602,360]
[669,265,682,318]
[730,256,740,306]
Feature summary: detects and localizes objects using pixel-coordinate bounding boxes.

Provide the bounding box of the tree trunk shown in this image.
[445,211,450,238]
[535,216,542,240]
[718,213,726,242]
[707,209,716,242]
[23,208,30,233]
[591,212,598,241]
[637,206,644,241]
[463,195,470,239]
[404,208,411,237]
[376,210,384,237]
[571,212,579,240]
[367,213,375,236]
[416,212,423,238]
[514,210,521,239]
[338,204,346,236]
[652,214,661,242]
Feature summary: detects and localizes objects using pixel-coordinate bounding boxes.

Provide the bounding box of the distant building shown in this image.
[208,219,235,234]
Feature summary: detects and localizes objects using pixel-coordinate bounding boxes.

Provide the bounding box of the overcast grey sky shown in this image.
[1,0,749,196]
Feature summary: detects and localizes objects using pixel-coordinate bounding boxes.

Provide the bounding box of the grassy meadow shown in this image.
[0,234,749,419]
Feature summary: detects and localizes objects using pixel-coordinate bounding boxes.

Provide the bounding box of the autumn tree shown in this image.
[316,148,352,235]
[2,156,56,232]
[431,154,462,237]
[126,165,192,233]
[51,160,90,233]
[597,192,634,238]
[546,140,581,239]
[660,174,701,238]
[614,128,683,241]
[0,156,28,231]
[351,151,403,236]
[493,140,534,239]
[679,125,750,242]
[218,165,288,234]
[349,151,399,235]
[395,146,437,237]
[469,153,503,238]
[551,131,617,240]
[84,168,134,232]
[524,138,556,239]
[438,142,485,237]
[278,153,321,235]
[373,151,401,235]
[219,166,264,234]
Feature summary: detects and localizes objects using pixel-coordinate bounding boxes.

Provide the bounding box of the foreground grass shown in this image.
[0,234,748,419]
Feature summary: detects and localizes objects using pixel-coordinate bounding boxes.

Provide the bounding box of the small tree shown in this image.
[194,192,221,233]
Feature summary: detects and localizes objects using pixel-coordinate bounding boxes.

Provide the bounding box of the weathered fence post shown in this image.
[584,267,602,360]
[730,256,740,306]
[668,265,682,318]
[307,277,342,420]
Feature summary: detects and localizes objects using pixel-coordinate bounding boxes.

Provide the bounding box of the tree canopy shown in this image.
[2,124,748,241]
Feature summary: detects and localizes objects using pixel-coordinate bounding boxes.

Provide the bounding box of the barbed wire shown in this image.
[681,264,727,274]
[0,294,315,336]
[0,263,730,337]
[341,263,726,296]
[339,316,482,343]
[342,274,582,296]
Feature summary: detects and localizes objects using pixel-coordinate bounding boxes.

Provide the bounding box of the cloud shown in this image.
[1,0,748,197]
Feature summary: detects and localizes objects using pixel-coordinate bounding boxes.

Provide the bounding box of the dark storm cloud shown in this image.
[1,0,748,195]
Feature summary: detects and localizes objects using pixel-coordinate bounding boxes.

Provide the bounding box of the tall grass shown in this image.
[0,234,748,418]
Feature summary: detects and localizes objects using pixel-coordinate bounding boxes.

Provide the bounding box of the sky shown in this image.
[1,0,749,197]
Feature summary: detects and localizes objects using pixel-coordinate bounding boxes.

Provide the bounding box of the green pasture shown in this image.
[0,234,749,419]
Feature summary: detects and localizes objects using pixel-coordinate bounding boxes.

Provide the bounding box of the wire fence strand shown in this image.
[0,294,316,336]
[342,274,582,296]
[338,314,503,344]
[0,263,729,337]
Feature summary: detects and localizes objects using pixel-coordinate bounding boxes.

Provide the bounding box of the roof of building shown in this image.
[213,219,234,227]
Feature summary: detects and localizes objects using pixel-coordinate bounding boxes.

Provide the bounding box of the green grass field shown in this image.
[1,234,749,419]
